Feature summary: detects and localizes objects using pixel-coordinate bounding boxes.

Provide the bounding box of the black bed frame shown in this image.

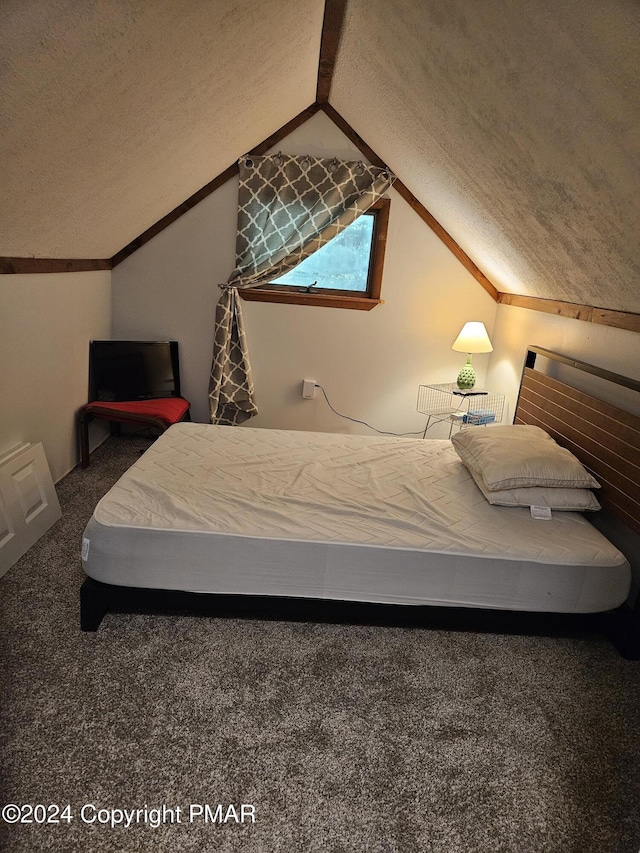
[80,347,640,659]
[80,578,639,657]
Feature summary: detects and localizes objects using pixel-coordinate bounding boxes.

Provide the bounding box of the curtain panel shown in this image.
[209,153,395,425]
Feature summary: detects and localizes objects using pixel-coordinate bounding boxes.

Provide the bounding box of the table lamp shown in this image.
[451,322,493,390]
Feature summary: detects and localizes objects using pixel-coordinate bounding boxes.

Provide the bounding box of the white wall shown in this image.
[112,111,497,439]
[0,271,111,482]
[486,304,640,421]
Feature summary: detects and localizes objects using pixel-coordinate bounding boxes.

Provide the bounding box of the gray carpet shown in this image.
[1,436,639,853]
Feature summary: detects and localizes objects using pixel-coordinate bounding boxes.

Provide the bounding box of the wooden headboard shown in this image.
[515,347,640,535]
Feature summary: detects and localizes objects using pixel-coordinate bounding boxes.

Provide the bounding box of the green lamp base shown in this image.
[456,354,476,390]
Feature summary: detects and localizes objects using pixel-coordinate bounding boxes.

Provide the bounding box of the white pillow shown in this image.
[451,424,600,491]
[467,465,601,511]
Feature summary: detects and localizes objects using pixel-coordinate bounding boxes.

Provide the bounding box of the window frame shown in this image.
[239,198,390,311]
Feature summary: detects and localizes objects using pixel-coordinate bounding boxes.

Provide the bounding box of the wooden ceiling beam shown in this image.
[316,0,348,104]
[497,293,640,333]
[0,257,111,274]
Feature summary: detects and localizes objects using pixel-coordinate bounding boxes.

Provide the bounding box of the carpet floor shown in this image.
[1,435,639,853]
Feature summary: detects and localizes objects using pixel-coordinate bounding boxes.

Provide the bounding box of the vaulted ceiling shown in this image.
[1,0,638,317]
[0,0,324,258]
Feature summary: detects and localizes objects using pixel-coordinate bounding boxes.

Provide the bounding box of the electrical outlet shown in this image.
[302,379,316,399]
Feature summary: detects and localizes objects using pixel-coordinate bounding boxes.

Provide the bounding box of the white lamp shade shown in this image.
[451,321,493,353]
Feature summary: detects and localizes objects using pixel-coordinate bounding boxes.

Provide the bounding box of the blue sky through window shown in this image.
[271,214,375,292]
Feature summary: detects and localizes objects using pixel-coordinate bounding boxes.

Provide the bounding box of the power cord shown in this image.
[314,384,427,437]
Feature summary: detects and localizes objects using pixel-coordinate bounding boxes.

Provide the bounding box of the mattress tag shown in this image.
[81,537,90,561]
[530,505,552,520]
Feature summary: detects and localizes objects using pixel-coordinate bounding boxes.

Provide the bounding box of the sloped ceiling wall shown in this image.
[1,0,638,315]
[0,0,324,258]
[332,0,640,314]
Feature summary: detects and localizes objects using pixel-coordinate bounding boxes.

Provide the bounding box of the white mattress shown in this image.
[81,423,631,613]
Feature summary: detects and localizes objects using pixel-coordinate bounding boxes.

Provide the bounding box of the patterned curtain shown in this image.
[209,153,395,425]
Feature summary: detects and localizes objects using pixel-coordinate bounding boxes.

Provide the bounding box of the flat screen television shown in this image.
[90,341,181,402]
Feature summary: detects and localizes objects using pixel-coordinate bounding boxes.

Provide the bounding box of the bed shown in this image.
[80,347,640,657]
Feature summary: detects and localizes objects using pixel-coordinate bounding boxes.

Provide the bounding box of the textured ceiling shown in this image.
[0,0,324,258]
[332,0,640,313]
[1,0,638,314]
